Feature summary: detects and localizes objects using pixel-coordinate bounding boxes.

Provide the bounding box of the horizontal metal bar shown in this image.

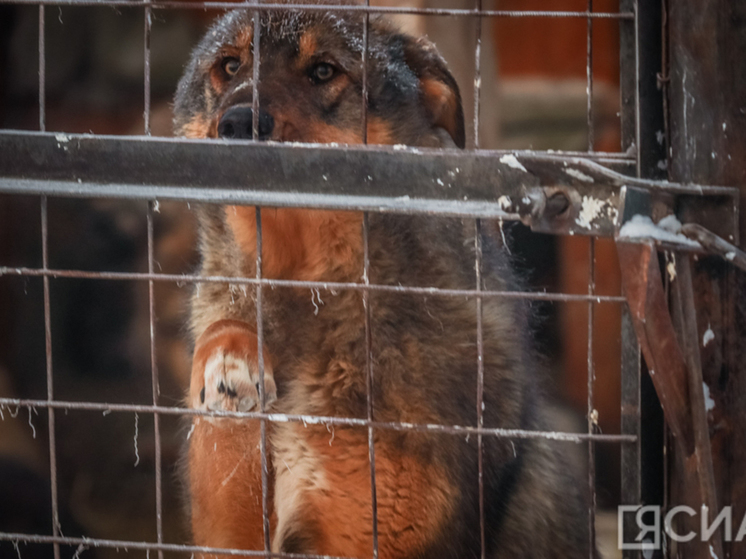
[0,131,736,239]
[0,532,355,559]
[0,398,637,443]
[0,266,627,303]
[0,0,634,18]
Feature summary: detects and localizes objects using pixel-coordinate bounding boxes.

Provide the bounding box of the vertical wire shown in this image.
[586,0,594,151]
[662,258,671,559]
[146,202,164,559]
[143,3,152,136]
[38,9,58,558]
[143,8,163,558]
[251,7,260,140]
[361,0,369,143]
[255,207,271,555]
[472,0,482,148]
[585,14,596,555]
[38,5,46,131]
[362,212,379,559]
[586,237,597,557]
[474,219,486,559]
[361,6,378,557]
[249,6,270,552]
[41,197,60,559]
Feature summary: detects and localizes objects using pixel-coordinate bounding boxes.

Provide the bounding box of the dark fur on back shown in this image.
[175,4,593,558]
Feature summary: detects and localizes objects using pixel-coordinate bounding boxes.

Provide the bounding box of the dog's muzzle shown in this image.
[218,106,274,140]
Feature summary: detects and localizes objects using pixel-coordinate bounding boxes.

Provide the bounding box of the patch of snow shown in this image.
[618,215,701,248]
[703,383,715,412]
[55,133,70,143]
[497,196,512,211]
[703,325,715,347]
[565,168,594,183]
[666,260,677,282]
[575,196,606,229]
[658,214,683,233]
[499,154,527,173]
[725,252,736,261]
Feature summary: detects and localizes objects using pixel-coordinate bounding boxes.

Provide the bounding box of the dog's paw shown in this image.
[190,320,276,413]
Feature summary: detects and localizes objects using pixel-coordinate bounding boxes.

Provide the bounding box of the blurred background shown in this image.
[0,1,626,557]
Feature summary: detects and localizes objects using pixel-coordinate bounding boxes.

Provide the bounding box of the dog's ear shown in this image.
[402,36,465,148]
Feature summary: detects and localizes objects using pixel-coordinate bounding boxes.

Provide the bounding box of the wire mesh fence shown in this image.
[0,2,651,559]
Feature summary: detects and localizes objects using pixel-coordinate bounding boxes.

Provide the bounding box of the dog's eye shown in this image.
[222,57,241,77]
[311,62,336,83]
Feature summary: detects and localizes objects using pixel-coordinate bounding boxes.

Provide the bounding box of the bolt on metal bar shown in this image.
[0,397,637,443]
[41,197,61,559]
[0,265,629,303]
[474,219,486,559]
[146,201,164,559]
[586,237,597,557]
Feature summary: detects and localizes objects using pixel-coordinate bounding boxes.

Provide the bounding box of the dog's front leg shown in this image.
[187,319,276,557]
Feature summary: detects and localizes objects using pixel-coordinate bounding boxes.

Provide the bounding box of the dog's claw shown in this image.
[198,351,277,413]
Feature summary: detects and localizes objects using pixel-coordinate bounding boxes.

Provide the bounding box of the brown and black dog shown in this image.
[174,4,594,558]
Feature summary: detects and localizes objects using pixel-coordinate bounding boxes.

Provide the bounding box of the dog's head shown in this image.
[174,5,464,148]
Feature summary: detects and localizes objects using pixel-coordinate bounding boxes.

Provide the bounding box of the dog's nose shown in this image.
[217,106,274,140]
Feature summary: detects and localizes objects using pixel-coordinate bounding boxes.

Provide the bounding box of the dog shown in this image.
[174,4,594,558]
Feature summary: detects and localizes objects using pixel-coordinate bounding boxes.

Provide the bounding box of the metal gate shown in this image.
[0,1,743,559]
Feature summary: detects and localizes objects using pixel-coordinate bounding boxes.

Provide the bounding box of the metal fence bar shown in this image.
[41,197,61,559]
[472,0,482,148]
[620,306,641,559]
[362,213,380,559]
[0,397,637,443]
[0,1,635,17]
[147,201,165,559]
[0,266,629,303]
[36,8,59,559]
[474,219,486,559]
[255,207,272,555]
[143,2,152,136]
[38,5,45,131]
[0,532,362,559]
[586,237,597,557]
[586,0,594,152]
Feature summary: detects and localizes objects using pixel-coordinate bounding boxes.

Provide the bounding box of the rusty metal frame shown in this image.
[0,1,743,559]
